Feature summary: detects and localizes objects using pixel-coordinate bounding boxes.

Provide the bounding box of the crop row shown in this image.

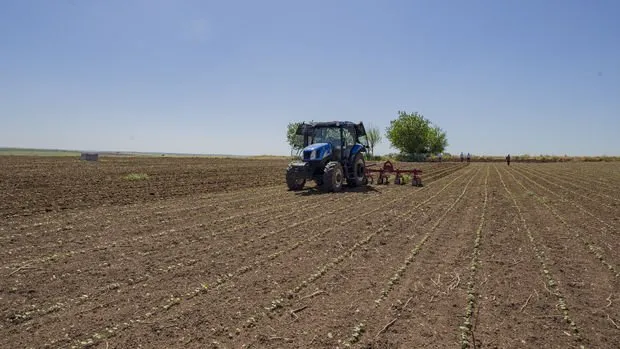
[57,167,473,348]
[516,166,618,213]
[7,166,470,335]
[511,166,617,236]
[1,183,319,247]
[496,166,585,347]
[339,167,481,346]
[505,170,619,278]
[2,163,463,255]
[4,163,460,232]
[512,167,616,233]
[1,183,281,232]
[2,187,347,261]
[459,166,489,348]
[186,167,475,346]
[2,194,359,326]
[520,164,620,197]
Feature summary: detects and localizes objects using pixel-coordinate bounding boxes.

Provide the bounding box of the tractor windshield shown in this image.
[311,127,341,146]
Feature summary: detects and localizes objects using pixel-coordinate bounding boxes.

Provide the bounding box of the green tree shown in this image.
[366,124,382,156]
[385,111,448,156]
[428,125,448,154]
[286,122,303,156]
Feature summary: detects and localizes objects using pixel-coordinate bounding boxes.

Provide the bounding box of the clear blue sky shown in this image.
[1,0,618,156]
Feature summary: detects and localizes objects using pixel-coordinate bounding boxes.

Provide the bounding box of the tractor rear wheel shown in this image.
[322,161,344,192]
[348,153,366,187]
[286,165,305,191]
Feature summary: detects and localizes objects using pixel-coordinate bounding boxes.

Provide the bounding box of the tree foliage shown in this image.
[286,122,304,155]
[366,124,382,156]
[385,111,448,156]
[428,125,448,154]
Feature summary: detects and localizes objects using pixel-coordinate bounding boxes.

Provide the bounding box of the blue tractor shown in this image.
[286,121,369,192]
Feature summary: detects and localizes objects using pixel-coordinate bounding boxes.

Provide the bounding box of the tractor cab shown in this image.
[286,121,369,192]
[297,122,368,162]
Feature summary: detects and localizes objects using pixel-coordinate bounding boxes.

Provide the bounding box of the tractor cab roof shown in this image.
[296,121,366,137]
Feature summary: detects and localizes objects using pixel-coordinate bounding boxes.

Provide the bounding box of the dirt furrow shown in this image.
[0,156,293,218]
[1,191,373,326]
[1,188,346,263]
[9,168,473,349]
[509,166,618,234]
[521,164,620,197]
[1,184,283,231]
[507,169,620,277]
[55,168,475,349]
[4,158,619,349]
[0,184,313,247]
[213,167,482,348]
[508,167,620,263]
[2,165,470,326]
[335,166,484,348]
[496,165,586,348]
[1,161,455,226]
[458,166,490,348]
[531,163,620,188]
[470,166,582,349]
[2,165,461,260]
[502,168,620,348]
[3,165,463,267]
[517,165,619,210]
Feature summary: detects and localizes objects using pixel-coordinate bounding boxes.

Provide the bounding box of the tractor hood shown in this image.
[304,143,330,152]
[302,143,332,161]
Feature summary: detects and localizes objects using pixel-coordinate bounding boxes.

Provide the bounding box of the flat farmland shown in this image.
[1,157,619,349]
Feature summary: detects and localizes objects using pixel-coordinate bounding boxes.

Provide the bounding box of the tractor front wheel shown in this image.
[286,165,305,191]
[322,161,344,192]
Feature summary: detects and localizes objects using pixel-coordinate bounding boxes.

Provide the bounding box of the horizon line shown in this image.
[1,146,619,158]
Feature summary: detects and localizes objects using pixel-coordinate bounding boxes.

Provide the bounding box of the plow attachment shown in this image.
[364,160,423,187]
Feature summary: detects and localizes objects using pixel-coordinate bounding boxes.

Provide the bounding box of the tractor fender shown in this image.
[349,144,366,159]
[351,144,366,157]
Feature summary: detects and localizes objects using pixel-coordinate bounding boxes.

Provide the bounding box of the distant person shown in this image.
[467,153,471,163]
[460,152,464,162]
[438,153,443,162]
[506,154,511,166]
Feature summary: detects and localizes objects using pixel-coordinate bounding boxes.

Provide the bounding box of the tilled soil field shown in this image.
[0,156,291,218]
[1,157,619,349]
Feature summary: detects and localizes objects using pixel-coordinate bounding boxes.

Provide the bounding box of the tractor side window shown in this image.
[358,134,368,147]
[343,128,355,147]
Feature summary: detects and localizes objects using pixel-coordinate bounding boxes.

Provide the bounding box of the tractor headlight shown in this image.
[309,150,317,160]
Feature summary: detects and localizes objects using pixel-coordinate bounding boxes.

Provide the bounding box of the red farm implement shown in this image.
[364,160,423,187]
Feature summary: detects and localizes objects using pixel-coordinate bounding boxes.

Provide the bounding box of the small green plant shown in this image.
[123,173,149,181]
[401,174,411,184]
